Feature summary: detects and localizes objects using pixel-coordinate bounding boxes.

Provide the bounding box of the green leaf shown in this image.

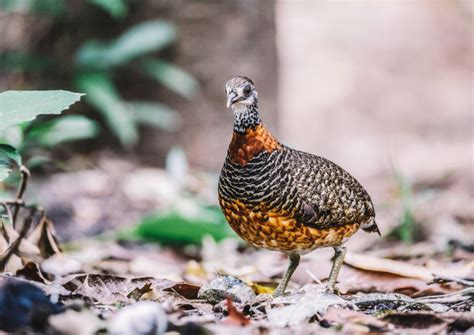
[0,144,21,182]
[75,72,137,147]
[126,101,180,131]
[0,0,65,16]
[26,115,100,147]
[0,125,23,148]
[141,59,199,100]
[0,52,53,72]
[0,90,83,131]
[87,0,127,18]
[129,204,236,246]
[76,20,176,69]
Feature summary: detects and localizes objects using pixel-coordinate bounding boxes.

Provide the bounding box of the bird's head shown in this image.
[225,76,258,109]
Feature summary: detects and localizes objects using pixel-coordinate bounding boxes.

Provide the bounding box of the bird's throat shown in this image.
[232,104,261,133]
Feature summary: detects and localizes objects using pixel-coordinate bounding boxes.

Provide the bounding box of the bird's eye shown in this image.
[243,86,251,95]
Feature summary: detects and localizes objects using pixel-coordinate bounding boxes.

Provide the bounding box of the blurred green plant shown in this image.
[0,0,125,18]
[0,0,198,148]
[0,90,84,181]
[392,170,416,244]
[120,202,236,246]
[0,0,64,16]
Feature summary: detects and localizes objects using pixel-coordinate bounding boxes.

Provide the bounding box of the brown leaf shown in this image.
[63,274,175,304]
[221,298,250,326]
[382,312,448,333]
[127,282,153,301]
[16,261,51,284]
[323,306,387,330]
[26,217,61,258]
[164,283,201,299]
[338,267,460,297]
[344,252,473,281]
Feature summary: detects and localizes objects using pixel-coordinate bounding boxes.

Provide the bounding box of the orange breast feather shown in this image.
[228,124,282,166]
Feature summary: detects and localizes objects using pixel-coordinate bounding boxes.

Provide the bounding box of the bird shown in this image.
[218,76,380,297]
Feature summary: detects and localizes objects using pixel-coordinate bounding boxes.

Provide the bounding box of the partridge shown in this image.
[218,76,380,297]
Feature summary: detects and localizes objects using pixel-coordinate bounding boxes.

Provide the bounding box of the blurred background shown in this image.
[0,0,472,249]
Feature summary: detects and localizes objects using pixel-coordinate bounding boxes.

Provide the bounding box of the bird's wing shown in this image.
[285,148,375,229]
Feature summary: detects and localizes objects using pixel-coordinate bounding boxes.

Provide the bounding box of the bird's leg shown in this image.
[327,246,347,293]
[273,253,300,297]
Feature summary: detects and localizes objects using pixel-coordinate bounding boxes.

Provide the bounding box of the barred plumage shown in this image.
[219,76,380,296]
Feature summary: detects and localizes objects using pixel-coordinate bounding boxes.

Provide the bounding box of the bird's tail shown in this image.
[361,218,381,236]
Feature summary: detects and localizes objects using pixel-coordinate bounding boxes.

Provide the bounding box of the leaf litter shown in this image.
[0,162,473,334]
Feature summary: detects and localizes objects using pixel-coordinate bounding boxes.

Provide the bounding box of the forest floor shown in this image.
[0,156,473,334]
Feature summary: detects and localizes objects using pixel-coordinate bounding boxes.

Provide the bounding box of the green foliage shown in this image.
[141,59,199,100]
[76,21,176,69]
[73,20,183,146]
[393,171,415,244]
[0,144,21,181]
[125,205,236,246]
[0,90,84,180]
[1,4,198,148]
[0,90,83,131]
[75,72,137,147]
[0,0,64,16]
[87,0,128,18]
[127,101,180,131]
[0,52,52,73]
[25,115,99,147]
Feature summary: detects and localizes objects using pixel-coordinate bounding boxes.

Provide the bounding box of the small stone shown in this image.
[198,275,256,304]
[108,301,167,335]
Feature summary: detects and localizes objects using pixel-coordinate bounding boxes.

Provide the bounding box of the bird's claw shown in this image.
[323,283,341,296]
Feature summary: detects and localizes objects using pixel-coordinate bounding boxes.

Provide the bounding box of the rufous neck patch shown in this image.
[228,124,282,166]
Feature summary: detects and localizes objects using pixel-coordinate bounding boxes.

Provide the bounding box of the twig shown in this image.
[305,269,322,285]
[12,165,30,228]
[414,287,474,304]
[0,203,13,243]
[431,275,474,287]
[0,207,36,271]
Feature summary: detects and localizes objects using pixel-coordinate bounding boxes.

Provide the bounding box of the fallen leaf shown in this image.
[344,252,473,281]
[16,262,51,284]
[127,282,153,301]
[26,217,61,258]
[250,281,275,295]
[268,285,348,327]
[382,312,448,333]
[164,283,201,299]
[221,298,250,326]
[323,306,388,331]
[337,267,459,297]
[63,274,174,304]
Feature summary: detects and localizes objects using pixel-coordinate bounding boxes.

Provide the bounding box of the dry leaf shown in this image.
[26,218,61,258]
[268,285,348,327]
[63,274,175,304]
[344,252,473,281]
[382,312,448,333]
[221,298,250,326]
[323,306,388,331]
[164,283,201,299]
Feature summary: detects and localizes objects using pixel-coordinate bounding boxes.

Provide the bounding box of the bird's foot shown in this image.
[272,289,284,298]
[323,283,341,296]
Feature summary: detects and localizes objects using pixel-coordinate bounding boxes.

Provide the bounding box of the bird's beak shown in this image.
[226,92,239,108]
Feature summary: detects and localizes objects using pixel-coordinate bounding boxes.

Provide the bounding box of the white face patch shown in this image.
[225,76,261,132]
